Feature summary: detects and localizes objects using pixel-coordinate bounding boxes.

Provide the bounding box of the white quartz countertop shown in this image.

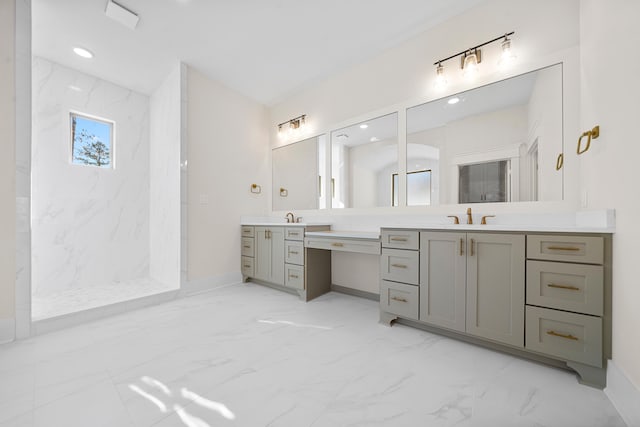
[379,224,614,233]
[305,230,381,240]
[241,222,330,227]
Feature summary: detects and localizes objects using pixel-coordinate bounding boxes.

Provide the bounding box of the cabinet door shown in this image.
[466,233,525,347]
[419,232,466,332]
[269,227,285,285]
[254,227,285,285]
[254,227,270,282]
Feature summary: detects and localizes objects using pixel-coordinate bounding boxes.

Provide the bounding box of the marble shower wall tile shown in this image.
[149,64,181,288]
[31,57,151,297]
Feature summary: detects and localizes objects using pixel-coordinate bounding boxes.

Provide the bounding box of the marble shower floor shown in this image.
[31,278,178,320]
[2,283,625,427]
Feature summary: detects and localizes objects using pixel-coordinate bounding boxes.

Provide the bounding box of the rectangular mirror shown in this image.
[331,112,398,208]
[406,63,563,205]
[272,135,325,211]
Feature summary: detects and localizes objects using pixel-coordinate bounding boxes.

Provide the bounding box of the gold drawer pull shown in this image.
[547,330,579,341]
[547,246,580,251]
[390,237,408,242]
[289,251,299,255]
[243,264,251,268]
[289,274,299,279]
[243,245,251,249]
[289,232,299,236]
[391,296,408,303]
[331,242,344,247]
[459,238,464,256]
[547,283,581,291]
[243,231,251,234]
[391,264,407,269]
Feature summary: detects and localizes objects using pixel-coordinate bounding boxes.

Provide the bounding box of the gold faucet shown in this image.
[466,208,473,225]
[285,212,295,223]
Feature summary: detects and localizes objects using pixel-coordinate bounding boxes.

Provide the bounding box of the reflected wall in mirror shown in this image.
[406,63,563,205]
[272,135,325,211]
[331,113,398,209]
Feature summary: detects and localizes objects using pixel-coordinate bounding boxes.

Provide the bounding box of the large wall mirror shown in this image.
[272,135,325,211]
[331,112,398,208]
[406,63,563,205]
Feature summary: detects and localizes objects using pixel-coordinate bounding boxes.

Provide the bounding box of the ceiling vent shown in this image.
[105,0,139,30]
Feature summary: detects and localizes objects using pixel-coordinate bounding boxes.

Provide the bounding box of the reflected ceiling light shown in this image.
[359,124,368,129]
[447,97,460,105]
[432,31,514,83]
[370,137,379,142]
[73,47,93,59]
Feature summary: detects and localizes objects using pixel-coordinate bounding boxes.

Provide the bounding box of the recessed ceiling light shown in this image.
[68,85,82,92]
[448,97,460,105]
[360,124,368,129]
[370,137,379,142]
[73,47,93,59]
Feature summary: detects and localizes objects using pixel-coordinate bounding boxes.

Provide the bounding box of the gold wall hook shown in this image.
[556,153,564,170]
[577,125,600,155]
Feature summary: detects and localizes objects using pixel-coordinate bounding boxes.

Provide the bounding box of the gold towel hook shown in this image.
[577,125,600,155]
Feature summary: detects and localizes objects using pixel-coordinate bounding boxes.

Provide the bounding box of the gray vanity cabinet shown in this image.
[418,232,525,346]
[254,226,285,285]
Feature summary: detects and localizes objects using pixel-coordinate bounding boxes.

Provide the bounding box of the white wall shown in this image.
[579,0,640,420]
[31,57,151,296]
[187,67,269,282]
[150,64,181,288]
[0,0,17,342]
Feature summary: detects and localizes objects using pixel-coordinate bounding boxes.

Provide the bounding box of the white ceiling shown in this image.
[32,0,483,105]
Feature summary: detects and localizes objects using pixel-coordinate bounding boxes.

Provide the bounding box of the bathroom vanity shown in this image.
[378,226,611,388]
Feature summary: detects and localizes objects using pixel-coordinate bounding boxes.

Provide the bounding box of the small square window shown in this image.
[70,112,114,168]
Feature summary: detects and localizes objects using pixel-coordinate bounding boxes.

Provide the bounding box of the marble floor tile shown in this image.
[31,277,178,320]
[0,282,626,427]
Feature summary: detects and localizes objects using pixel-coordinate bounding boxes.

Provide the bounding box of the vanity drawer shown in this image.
[284,264,304,290]
[241,256,254,277]
[526,306,602,367]
[285,240,304,265]
[241,226,255,238]
[304,237,381,255]
[527,235,603,264]
[285,227,304,241]
[241,237,254,257]
[381,230,419,250]
[380,280,419,320]
[526,261,603,316]
[380,248,419,285]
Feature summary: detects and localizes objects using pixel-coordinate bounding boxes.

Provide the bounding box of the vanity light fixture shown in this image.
[498,34,517,68]
[433,31,514,82]
[73,47,94,59]
[277,114,307,135]
[434,62,447,90]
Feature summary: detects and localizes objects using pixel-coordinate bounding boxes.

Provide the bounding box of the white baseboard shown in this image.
[0,318,15,344]
[180,271,242,296]
[605,360,640,427]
